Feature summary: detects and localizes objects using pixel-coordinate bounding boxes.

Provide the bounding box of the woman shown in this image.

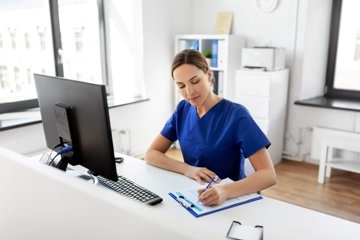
[145,49,276,206]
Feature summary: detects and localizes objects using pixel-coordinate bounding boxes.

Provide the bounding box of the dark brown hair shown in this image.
[171,49,211,80]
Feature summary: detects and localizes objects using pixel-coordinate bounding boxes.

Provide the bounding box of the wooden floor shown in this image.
[262,159,360,224]
[166,148,360,223]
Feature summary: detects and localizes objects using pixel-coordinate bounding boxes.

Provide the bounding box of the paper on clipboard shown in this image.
[169,178,262,217]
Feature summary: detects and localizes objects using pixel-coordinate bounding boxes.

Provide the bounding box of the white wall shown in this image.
[1,0,356,164]
[0,123,46,156]
[191,0,345,162]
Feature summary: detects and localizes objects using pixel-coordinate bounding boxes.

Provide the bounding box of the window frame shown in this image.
[325,0,360,100]
[0,0,110,114]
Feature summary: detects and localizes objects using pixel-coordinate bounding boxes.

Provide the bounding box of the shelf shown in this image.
[327,160,360,174]
[174,34,245,102]
[318,134,360,184]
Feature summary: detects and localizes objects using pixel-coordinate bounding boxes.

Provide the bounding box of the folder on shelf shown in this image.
[211,40,218,68]
[169,178,263,218]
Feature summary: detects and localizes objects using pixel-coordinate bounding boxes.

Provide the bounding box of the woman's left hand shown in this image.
[184,166,218,184]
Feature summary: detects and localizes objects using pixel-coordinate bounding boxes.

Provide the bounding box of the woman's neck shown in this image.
[196,94,222,118]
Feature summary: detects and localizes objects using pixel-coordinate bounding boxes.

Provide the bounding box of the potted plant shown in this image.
[203,50,212,66]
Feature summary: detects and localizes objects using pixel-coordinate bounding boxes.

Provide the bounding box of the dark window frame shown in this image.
[325,0,360,100]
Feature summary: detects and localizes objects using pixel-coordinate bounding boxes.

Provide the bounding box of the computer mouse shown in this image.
[115,157,124,164]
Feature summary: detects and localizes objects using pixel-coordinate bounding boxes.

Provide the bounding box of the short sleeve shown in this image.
[234,109,271,158]
[160,112,178,142]
[160,101,186,142]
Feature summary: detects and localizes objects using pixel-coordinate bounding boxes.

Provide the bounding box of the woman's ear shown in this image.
[207,69,213,83]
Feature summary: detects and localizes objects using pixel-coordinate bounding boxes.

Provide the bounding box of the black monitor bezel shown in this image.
[34,74,118,181]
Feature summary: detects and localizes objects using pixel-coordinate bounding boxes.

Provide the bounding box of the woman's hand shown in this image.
[197,185,227,206]
[184,166,218,184]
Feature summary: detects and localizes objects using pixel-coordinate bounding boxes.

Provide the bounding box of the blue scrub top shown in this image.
[160,99,270,181]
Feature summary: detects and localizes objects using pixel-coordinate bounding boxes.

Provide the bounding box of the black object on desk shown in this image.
[115,157,124,164]
[96,175,163,205]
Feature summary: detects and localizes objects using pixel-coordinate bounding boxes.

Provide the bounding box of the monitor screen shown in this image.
[34,74,118,181]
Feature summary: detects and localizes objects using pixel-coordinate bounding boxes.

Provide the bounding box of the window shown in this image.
[0,1,56,112]
[36,26,47,51]
[325,0,360,99]
[105,0,145,102]
[57,0,102,84]
[0,66,8,89]
[0,0,145,115]
[24,32,31,49]
[9,27,17,49]
[74,29,83,52]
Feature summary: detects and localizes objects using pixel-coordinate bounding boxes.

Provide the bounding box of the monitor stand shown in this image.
[54,155,71,171]
[65,168,97,185]
[39,151,96,185]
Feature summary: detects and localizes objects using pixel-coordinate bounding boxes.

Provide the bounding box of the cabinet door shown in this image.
[235,72,271,97]
[235,95,270,119]
[235,94,287,120]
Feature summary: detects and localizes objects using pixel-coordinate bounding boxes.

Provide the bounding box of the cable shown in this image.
[40,143,64,165]
[48,145,73,166]
[39,150,53,164]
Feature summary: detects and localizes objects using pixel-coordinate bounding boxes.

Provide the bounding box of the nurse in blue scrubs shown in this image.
[145,49,276,206]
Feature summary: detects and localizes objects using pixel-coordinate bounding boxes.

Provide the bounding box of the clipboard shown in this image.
[169,178,263,218]
[226,221,263,240]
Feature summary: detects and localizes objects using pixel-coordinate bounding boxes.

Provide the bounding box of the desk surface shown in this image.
[6,151,360,240]
[95,153,360,240]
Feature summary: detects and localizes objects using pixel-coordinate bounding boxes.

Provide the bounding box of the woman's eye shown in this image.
[178,84,185,89]
[191,79,200,84]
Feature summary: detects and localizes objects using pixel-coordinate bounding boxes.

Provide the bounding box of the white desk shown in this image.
[111,153,360,240]
[2,148,360,240]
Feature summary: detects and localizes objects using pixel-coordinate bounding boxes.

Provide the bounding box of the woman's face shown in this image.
[173,64,212,107]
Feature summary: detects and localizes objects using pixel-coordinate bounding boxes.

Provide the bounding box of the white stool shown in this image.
[318,135,360,184]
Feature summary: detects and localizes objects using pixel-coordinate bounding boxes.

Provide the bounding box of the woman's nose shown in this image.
[185,84,194,95]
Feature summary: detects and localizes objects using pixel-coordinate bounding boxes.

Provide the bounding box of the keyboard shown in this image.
[96,175,163,205]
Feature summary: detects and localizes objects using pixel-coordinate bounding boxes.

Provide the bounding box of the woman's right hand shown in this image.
[184,165,219,184]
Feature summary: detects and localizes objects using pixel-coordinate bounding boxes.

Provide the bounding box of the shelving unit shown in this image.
[174,34,245,104]
[234,69,289,165]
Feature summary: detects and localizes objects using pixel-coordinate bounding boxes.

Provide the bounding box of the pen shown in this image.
[198,175,217,203]
[205,175,217,190]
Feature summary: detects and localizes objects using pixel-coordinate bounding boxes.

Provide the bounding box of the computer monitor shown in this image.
[34,74,118,181]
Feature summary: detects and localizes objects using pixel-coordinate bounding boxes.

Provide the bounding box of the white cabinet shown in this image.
[234,69,289,165]
[174,34,245,104]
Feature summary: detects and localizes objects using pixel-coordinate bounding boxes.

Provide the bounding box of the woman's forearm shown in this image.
[221,168,276,199]
[144,149,190,175]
